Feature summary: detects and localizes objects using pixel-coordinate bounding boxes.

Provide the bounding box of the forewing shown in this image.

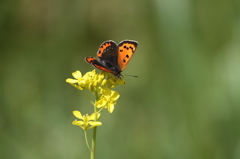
[117,40,138,71]
[97,41,118,65]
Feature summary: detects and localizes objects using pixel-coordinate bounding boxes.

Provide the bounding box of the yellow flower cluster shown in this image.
[72,111,102,130]
[66,70,125,130]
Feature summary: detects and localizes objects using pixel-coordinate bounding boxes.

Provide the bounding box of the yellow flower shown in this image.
[102,72,126,88]
[66,70,126,93]
[67,70,123,113]
[66,70,87,90]
[96,88,120,113]
[66,70,105,91]
[72,111,102,130]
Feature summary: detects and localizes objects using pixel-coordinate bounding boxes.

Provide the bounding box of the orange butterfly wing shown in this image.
[117,40,138,71]
[96,41,116,58]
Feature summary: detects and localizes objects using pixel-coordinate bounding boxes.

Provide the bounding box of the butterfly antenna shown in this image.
[123,74,138,78]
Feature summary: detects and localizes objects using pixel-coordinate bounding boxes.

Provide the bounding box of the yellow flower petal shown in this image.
[72,120,84,126]
[102,88,111,95]
[101,79,107,87]
[108,103,114,113]
[66,78,78,83]
[111,91,120,101]
[96,99,107,108]
[73,111,83,119]
[88,121,102,126]
[94,80,98,87]
[76,85,84,90]
[116,78,126,85]
[89,113,97,120]
[72,71,82,79]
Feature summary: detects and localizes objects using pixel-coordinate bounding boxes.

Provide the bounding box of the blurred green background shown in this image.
[1,0,240,159]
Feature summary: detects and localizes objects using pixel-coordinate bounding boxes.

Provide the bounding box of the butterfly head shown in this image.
[117,73,123,79]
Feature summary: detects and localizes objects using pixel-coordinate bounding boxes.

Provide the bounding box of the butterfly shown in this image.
[85,40,138,78]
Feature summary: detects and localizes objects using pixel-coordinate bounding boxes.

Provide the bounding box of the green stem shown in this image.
[84,130,91,151]
[91,125,97,159]
[91,91,99,159]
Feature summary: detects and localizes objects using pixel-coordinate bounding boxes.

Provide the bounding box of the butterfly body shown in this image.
[85,40,138,78]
